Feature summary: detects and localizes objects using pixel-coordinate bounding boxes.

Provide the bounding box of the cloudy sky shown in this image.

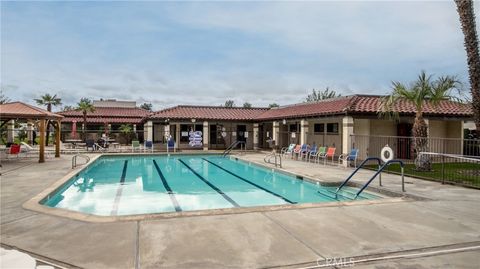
[1,1,478,110]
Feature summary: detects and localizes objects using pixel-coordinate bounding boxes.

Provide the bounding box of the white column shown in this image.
[300,119,309,145]
[342,116,354,155]
[272,121,280,147]
[253,123,259,150]
[7,120,15,143]
[144,121,153,142]
[27,122,33,144]
[133,124,137,140]
[203,121,209,151]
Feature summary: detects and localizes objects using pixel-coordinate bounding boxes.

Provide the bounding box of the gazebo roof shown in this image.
[0,102,64,121]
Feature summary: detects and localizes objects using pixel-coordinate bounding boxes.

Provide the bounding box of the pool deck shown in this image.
[1,152,479,268]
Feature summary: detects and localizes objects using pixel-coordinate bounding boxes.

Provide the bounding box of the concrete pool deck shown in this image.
[1,152,479,268]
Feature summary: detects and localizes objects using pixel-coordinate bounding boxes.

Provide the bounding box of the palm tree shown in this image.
[35,94,62,146]
[76,98,95,140]
[455,0,480,134]
[380,71,461,171]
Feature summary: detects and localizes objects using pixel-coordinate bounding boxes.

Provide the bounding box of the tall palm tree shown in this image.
[76,98,95,140]
[380,71,461,171]
[455,0,480,135]
[34,94,62,146]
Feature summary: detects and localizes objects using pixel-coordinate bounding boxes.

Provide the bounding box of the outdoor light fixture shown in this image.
[191,118,196,123]
[283,119,287,125]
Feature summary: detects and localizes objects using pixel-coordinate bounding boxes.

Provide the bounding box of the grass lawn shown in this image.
[365,162,480,188]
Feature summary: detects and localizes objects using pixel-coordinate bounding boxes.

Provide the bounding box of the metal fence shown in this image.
[351,134,480,188]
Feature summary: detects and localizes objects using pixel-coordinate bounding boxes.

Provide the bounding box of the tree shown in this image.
[268,103,280,108]
[119,124,133,144]
[76,98,95,140]
[380,71,460,171]
[0,93,10,104]
[455,0,480,134]
[224,100,235,107]
[62,105,74,112]
[34,93,62,145]
[140,102,153,111]
[243,102,252,108]
[305,87,341,102]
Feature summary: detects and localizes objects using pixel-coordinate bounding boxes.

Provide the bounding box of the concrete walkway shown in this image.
[1,153,479,268]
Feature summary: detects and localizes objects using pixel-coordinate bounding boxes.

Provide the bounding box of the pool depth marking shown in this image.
[178,159,240,207]
[202,158,296,204]
[152,160,182,212]
[111,160,128,215]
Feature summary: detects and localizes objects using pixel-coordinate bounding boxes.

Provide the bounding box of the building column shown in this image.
[272,121,280,147]
[7,120,15,143]
[300,119,309,145]
[55,121,61,158]
[253,123,259,150]
[144,121,153,142]
[133,124,137,139]
[39,119,46,163]
[175,123,181,149]
[27,122,34,144]
[203,121,209,151]
[342,116,354,155]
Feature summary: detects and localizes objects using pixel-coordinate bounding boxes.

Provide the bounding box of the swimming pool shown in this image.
[42,154,379,216]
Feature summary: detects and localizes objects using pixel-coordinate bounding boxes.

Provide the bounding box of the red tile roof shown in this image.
[255,97,353,120]
[348,95,472,116]
[0,102,64,120]
[59,107,149,124]
[255,95,472,120]
[149,105,269,121]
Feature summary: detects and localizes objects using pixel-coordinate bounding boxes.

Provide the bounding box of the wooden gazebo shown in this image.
[0,102,64,163]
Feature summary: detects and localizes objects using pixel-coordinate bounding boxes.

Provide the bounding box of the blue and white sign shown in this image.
[189,131,203,147]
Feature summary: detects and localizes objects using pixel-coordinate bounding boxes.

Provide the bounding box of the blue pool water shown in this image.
[42,155,379,216]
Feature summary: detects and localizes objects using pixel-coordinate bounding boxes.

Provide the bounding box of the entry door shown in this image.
[397,123,413,159]
[237,125,247,147]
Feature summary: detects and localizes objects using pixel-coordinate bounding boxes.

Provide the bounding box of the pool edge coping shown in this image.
[23,152,414,223]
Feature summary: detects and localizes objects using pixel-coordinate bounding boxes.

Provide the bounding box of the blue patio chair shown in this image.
[167,138,176,152]
[302,144,317,161]
[338,148,359,168]
[281,144,295,157]
[85,139,95,152]
[144,141,153,153]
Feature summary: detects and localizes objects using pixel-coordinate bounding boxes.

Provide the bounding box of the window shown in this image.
[326,123,339,134]
[313,123,324,134]
[289,124,298,133]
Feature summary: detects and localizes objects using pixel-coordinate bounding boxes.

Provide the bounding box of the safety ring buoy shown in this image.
[381,145,394,163]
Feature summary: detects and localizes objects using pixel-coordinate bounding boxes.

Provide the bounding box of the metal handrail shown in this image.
[264,152,282,168]
[354,160,405,199]
[72,154,90,169]
[335,157,382,194]
[222,141,246,157]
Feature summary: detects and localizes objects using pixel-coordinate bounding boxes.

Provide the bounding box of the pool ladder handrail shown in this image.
[72,154,90,169]
[264,151,282,168]
[335,157,405,199]
[222,141,246,157]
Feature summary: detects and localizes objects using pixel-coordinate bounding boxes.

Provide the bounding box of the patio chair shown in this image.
[318,147,336,165]
[311,146,326,163]
[6,144,21,159]
[338,149,359,168]
[281,144,295,157]
[132,140,141,152]
[302,144,317,161]
[144,141,154,153]
[167,138,175,152]
[294,144,308,160]
[85,139,95,152]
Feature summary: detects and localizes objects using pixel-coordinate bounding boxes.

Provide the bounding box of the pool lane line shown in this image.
[152,160,182,212]
[111,160,128,216]
[178,159,240,207]
[202,158,296,204]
